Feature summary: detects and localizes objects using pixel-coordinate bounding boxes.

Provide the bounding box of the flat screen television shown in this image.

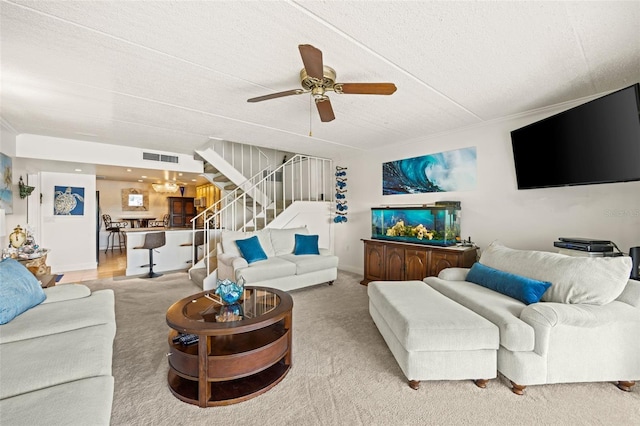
[510,83,640,189]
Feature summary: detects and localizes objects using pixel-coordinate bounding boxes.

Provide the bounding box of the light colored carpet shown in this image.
[83,271,639,425]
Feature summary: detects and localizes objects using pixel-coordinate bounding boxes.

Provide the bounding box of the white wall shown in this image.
[335,105,640,275]
[39,171,97,273]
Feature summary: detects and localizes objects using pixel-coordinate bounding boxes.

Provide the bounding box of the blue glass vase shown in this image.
[215,278,245,305]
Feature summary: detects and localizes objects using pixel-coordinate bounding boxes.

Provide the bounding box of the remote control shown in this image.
[173,333,199,345]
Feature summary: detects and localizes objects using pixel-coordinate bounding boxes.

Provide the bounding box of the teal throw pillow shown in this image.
[466,262,551,305]
[235,236,268,264]
[294,234,320,255]
[0,258,47,324]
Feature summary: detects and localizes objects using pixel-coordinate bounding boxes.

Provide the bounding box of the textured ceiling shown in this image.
[1,0,639,181]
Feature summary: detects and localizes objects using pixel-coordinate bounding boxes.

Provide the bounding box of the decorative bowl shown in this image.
[215,278,244,305]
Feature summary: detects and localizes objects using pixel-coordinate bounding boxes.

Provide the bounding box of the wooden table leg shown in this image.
[198,336,209,407]
[474,379,489,388]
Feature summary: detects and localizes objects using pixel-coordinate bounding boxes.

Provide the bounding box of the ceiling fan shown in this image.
[247,44,397,122]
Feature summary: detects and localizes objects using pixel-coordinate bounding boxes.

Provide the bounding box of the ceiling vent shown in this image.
[160,154,179,163]
[142,152,179,163]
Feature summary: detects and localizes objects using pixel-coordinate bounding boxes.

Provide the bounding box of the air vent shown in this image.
[160,154,179,163]
[142,152,179,163]
[143,152,160,161]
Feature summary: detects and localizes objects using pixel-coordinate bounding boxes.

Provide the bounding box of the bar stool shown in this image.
[181,230,205,264]
[134,232,166,278]
[103,214,127,253]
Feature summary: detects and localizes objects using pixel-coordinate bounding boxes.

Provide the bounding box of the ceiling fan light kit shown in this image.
[247,44,397,122]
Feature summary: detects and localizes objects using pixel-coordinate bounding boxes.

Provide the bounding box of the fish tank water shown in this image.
[371,203,461,246]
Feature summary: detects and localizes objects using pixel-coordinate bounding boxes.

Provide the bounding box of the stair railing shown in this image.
[212,139,270,179]
[191,154,333,277]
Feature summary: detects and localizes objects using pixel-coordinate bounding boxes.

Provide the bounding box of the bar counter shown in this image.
[123,227,218,277]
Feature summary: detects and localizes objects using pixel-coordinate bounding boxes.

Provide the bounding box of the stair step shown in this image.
[225,184,237,190]
[212,175,229,182]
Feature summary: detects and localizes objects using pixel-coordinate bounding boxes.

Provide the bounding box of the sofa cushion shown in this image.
[0,289,115,344]
[0,259,46,325]
[235,235,268,264]
[280,253,339,275]
[220,231,247,257]
[466,262,551,305]
[270,226,308,255]
[424,276,535,352]
[236,257,297,283]
[480,241,632,305]
[294,234,320,255]
[0,375,114,426]
[0,323,114,399]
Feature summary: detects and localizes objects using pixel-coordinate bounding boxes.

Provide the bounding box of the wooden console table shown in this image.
[361,239,478,285]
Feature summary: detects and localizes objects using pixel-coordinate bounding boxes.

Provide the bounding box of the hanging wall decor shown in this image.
[54,186,85,215]
[382,147,477,195]
[334,166,348,223]
[0,152,12,213]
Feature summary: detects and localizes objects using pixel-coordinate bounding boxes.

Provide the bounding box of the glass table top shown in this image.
[182,287,281,323]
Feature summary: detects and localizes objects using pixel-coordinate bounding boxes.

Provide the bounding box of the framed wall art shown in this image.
[54,186,85,215]
[1,152,13,213]
[382,147,477,195]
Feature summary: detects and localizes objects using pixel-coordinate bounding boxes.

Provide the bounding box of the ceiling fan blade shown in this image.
[315,97,335,122]
[336,83,397,95]
[247,89,305,103]
[298,44,324,80]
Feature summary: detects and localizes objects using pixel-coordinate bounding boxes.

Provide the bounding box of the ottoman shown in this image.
[368,280,499,389]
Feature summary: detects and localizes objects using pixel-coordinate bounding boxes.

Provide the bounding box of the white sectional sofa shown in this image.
[217,226,338,291]
[423,241,640,394]
[0,259,116,425]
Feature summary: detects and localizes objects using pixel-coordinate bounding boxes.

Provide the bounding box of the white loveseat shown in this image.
[217,226,339,291]
[0,259,116,425]
[423,241,640,394]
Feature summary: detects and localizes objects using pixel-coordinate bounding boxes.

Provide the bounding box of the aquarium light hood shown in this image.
[379,201,461,209]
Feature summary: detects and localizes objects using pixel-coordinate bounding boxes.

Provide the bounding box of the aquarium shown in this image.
[371,203,461,246]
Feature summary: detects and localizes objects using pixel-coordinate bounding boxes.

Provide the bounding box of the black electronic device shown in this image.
[172,333,199,346]
[511,83,640,190]
[553,241,614,252]
[630,246,640,280]
[558,237,614,245]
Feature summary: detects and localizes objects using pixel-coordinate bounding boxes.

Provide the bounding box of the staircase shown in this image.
[188,141,333,289]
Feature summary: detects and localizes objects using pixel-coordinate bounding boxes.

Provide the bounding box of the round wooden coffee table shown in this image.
[166,286,293,407]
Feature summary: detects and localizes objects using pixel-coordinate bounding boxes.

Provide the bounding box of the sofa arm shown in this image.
[217,253,249,281]
[520,300,640,355]
[437,267,470,281]
[616,279,640,308]
[41,284,91,304]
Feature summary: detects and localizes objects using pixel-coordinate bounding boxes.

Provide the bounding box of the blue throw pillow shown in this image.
[294,234,320,255]
[235,236,268,264]
[0,258,47,324]
[466,262,551,305]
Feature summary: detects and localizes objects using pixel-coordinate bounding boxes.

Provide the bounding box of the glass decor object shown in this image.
[371,202,461,247]
[215,278,245,305]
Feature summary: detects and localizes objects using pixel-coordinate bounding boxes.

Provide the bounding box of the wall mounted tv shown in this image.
[510,83,640,190]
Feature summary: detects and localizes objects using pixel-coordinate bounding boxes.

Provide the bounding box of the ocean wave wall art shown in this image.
[382,147,477,195]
